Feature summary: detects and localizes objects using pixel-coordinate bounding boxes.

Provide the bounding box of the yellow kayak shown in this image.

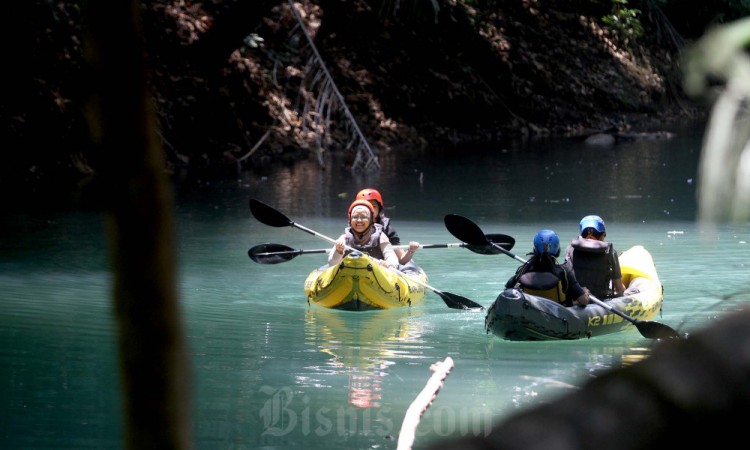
[304,253,428,310]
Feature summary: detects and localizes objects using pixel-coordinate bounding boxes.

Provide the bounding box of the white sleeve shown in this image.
[328,235,345,266]
[380,233,399,267]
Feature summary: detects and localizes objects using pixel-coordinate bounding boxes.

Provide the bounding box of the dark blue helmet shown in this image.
[579,215,606,236]
[533,229,560,256]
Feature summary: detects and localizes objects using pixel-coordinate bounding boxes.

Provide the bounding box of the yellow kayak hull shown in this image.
[303,253,428,310]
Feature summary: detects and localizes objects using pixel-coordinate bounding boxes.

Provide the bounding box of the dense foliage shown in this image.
[3,0,747,206]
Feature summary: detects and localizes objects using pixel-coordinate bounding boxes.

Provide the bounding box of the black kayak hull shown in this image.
[485,245,664,341]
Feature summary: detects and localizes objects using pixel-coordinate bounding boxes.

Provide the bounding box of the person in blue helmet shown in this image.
[505,229,590,306]
[563,215,626,298]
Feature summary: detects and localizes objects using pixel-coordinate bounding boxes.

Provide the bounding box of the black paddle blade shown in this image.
[635,321,682,340]
[444,214,492,246]
[438,291,485,311]
[249,198,294,228]
[248,243,298,264]
[467,233,515,255]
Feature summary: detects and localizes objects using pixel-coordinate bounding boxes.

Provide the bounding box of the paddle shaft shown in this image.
[289,221,337,245]
[290,223,473,253]
[587,296,640,324]
[254,248,327,257]
[254,242,472,258]
[487,242,527,263]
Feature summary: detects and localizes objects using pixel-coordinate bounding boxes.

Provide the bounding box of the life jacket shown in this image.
[568,237,613,298]
[379,216,400,245]
[344,224,387,260]
[516,271,566,303]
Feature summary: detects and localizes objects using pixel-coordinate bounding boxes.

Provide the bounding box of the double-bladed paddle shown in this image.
[248,234,516,265]
[248,198,485,310]
[248,243,329,264]
[443,213,682,339]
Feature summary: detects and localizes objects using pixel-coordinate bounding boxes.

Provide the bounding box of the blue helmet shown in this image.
[579,215,606,236]
[533,229,560,256]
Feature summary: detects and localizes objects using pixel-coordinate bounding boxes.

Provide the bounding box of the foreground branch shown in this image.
[398,357,455,450]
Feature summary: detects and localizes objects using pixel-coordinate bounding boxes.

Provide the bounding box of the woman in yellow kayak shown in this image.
[328,199,400,269]
[356,188,420,265]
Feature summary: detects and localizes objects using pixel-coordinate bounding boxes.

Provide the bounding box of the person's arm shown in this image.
[379,233,400,268]
[613,278,626,295]
[563,266,590,306]
[398,241,420,264]
[505,263,527,289]
[575,287,591,306]
[328,235,346,266]
[610,246,626,295]
[561,245,574,271]
[385,222,411,263]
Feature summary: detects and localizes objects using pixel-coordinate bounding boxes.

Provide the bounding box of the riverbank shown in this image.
[4,1,707,197]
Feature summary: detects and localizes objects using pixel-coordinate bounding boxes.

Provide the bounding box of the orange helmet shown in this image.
[356,188,384,210]
[347,199,376,223]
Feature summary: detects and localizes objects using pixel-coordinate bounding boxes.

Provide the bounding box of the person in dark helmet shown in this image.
[356,188,420,265]
[563,215,626,298]
[505,229,590,306]
[328,200,400,269]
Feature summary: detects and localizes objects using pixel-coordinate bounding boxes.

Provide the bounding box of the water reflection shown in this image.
[486,340,659,414]
[302,306,429,408]
[240,121,705,226]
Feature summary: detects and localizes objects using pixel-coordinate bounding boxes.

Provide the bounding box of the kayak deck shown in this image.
[304,253,427,310]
